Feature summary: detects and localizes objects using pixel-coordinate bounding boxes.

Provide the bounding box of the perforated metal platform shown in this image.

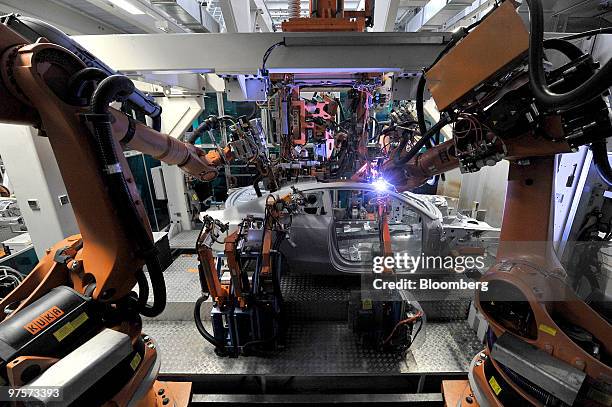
[145,254,204,321]
[144,320,482,376]
[144,254,482,380]
[169,230,200,250]
[150,256,473,322]
[282,274,357,321]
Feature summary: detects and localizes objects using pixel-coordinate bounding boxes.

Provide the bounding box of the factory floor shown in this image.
[143,254,483,404]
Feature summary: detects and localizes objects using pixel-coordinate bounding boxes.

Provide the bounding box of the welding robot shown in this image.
[375,0,612,405]
[0,0,611,405]
[0,14,248,405]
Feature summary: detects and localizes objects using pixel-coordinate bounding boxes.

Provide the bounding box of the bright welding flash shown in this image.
[373,178,392,192]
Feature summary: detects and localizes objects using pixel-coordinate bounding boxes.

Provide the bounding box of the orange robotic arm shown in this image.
[109,109,232,181]
[378,2,612,405]
[0,20,223,405]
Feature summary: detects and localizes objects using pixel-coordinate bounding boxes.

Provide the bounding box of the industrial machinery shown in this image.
[281,0,374,32]
[194,191,303,356]
[0,0,610,403]
[195,185,427,355]
[266,74,382,185]
[0,14,248,405]
[188,114,280,195]
[349,289,424,352]
[368,0,612,405]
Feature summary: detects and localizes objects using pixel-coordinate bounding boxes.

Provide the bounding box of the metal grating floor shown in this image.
[144,319,482,376]
[169,230,200,250]
[145,254,203,321]
[144,253,482,377]
[159,255,202,303]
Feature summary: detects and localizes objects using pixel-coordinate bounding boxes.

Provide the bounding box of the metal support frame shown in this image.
[554,148,611,258]
[251,0,275,32]
[156,97,205,234]
[73,32,449,76]
[406,0,473,32]
[373,0,401,31]
[220,0,253,32]
[215,92,234,191]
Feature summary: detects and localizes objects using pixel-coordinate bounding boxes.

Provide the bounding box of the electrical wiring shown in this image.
[526,0,612,110]
[261,40,286,75]
[556,27,612,42]
[0,266,24,299]
[413,3,499,144]
[382,310,423,345]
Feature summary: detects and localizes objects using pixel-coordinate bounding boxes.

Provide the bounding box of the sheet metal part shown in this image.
[491,332,587,405]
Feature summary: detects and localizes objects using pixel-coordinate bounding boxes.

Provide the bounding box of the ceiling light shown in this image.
[108,0,145,15]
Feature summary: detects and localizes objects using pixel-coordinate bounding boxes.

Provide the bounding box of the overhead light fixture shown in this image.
[108,0,145,15]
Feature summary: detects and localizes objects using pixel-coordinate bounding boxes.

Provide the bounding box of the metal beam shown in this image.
[406,0,472,31]
[83,0,189,33]
[0,0,121,34]
[73,32,448,75]
[373,0,401,31]
[252,0,275,31]
[150,0,221,32]
[220,0,253,32]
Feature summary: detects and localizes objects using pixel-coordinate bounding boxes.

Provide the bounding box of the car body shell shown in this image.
[201,181,499,274]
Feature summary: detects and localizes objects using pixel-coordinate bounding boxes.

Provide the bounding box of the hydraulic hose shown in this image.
[68,67,108,104]
[89,75,166,317]
[185,115,220,145]
[542,40,612,187]
[526,0,612,110]
[394,115,450,165]
[194,295,226,353]
[543,38,583,61]
[415,74,427,136]
[592,140,612,186]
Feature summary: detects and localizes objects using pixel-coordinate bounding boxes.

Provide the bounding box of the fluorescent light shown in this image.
[108,0,145,15]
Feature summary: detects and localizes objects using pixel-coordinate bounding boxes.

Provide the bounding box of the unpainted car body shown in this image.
[202,182,499,274]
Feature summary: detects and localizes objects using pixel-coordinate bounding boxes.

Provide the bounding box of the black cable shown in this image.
[557,27,612,42]
[194,295,226,352]
[592,140,612,186]
[543,38,584,60]
[68,67,108,104]
[394,115,451,165]
[261,40,286,75]
[186,115,220,144]
[135,269,150,310]
[415,74,427,135]
[89,75,166,317]
[539,37,612,187]
[526,0,612,110]
[412,317,423,346]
